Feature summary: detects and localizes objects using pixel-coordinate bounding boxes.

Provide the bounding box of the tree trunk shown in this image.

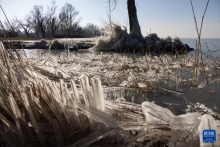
[20,25,30,37]
[38,21,46,38]
[127,0,142,39]
[24,29,30,38]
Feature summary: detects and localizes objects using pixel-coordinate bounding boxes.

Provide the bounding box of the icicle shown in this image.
[77,103,117,127]
[141,101,176,124]
[80,74,94,107]
[70,79,81,103]
[60,79,67,106]
[91,77,105,111]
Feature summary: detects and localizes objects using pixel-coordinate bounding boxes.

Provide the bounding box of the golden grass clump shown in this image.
[0,42,172,146]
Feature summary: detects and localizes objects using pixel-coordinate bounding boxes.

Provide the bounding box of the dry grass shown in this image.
[0,0,219,145]
[0,35,220,146]
[0,1,219,144]
[0,42,174,146]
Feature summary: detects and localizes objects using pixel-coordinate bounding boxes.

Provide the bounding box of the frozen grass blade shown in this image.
[53,119,64,147]
[22,91,45,146]
[91,77,105,111]
[80,74,95,107]
[8,93,24,144]
[77,103,117,127]
[70,79,81,103]
[69,129,115,147]
[0,112,16,132]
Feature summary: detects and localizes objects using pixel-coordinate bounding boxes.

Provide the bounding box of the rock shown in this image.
[35,40,48,49]
[135,42,144,49]
[127,37,139,48]
[165,36,172,42]
[141,101,176,124]
[76,42,94,49]
[94,24,192,54]
[50,40,64,50]
[173,37,183,45]
[2,41,22,49]
[149,33,160,42]
[23,42,37,49]
[163,43,172,49]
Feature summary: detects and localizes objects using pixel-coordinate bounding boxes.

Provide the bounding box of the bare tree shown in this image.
[14,15,34,37]
[127,0,142,39]
[59,3,79,36]
[31,5,46,37]
[45,1,57,37]
[49,16,64,37]
[71,20,81,33]
[31,1,56,38]
[4,20,18,31]
[105,0,142,38]
[84,23,101,37]
[2,19,19,37]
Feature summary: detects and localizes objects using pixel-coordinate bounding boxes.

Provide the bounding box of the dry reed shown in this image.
[0,41,172,146]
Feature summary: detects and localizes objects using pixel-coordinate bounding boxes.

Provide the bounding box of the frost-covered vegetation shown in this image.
[1,39,220,146]
[94,24,192,54]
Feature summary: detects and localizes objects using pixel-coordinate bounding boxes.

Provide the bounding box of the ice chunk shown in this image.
[169,113,201,147]
[141,101,176,124]
[172,113,201,127]
[138,83,147,88]
[119,81,128,87]
[91,77,105,111]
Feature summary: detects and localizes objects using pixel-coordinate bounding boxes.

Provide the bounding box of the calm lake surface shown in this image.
[19,38,220,115]
[182,38,220,57]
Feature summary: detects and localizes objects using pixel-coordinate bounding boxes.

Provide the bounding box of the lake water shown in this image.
[182,38,220,57]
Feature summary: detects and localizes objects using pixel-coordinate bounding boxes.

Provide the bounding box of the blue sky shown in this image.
[0,0,219,38]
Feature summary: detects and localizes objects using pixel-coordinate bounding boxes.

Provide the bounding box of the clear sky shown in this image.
[0,0,220,38]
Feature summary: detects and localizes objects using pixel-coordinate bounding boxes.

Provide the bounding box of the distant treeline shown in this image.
[0,1,101,38]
